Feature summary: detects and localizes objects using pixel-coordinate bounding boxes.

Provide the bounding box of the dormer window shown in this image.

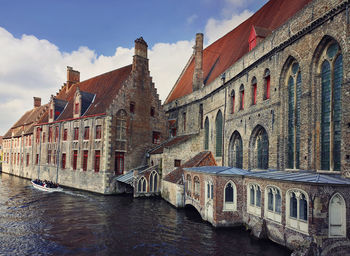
[75,102,79,115]
[249,25,271,51]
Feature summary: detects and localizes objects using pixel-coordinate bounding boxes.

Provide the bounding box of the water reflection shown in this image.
[0,173,291,256]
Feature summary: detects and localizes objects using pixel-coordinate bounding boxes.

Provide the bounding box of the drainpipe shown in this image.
[222,73,227,165]
[55,123,62,184]
[37,126,42,179]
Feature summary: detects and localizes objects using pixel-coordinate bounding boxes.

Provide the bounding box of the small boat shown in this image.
[31,180,63,192]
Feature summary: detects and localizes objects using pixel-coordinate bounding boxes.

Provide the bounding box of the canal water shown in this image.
[0,173,291,256]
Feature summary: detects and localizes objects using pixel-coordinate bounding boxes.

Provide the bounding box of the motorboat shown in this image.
[31,180,63,192]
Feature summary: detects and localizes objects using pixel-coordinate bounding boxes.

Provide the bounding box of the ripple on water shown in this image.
[0,174,291,256]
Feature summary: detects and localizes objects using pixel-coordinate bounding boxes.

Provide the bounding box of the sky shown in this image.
[0,0,267,135]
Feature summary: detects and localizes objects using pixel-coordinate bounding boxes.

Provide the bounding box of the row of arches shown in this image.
[203,38,343,172]
[137,171,159,193]
[221,181,346,237]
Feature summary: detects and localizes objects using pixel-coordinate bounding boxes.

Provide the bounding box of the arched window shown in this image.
[215,110,223,157]
[231,90,235,113]
[264,69,270,100]
[193,176,200,197]
[265,186,282,222]
[329,193,346,237]
[239,85,245,110]
[204,117,209,150]
[116,110,127,151]
[320,42,342,171]
[252,126,268,169]
[247,183,261,216]
[137,177,147,193]
[228,131,243,168]
[223,181,237,211]
[149,171,159,192]
[286,189,308,233]
[287,61,301,169]
[186,174,192,196]
[251,77,257,105]
[206,180,214,200]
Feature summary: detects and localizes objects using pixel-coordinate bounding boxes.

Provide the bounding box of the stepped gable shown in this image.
[3,104,48,138]
[163,151,216,184]
[165,0,312,103]
[56,64,132,120]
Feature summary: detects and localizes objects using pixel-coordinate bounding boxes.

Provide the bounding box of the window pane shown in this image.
[290,193,298,218]
[216,111,223,157]
[275,191,281,213]
[256,187,261,207]
[250,187,255,205]
[288,76,295,169]
[333,54,342,171]
[268,190,273,211]
[225,183,234,202]
[321,60,331,170]
[299,194,308,221]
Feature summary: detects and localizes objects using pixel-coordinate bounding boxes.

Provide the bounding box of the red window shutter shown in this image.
[83,150,88,171]
[96,125,101,139]
[266,76,270,99]
[62,154,66,169]
[253,84,257,105]
[232,95,235,113]
[63,129,67,141]
[95,150,100,172]
[73,150,78,170]
[50,109,53,119]
[75,103,79,115]
[115,152,124,175]
[241,91,245,109]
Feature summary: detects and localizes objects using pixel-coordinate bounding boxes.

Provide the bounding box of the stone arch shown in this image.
[329,192,346,237]
[249,125,269,169]
[228,131,243,168]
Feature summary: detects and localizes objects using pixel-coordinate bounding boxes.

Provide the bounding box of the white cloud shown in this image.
[0,27,193,135]
[187,14,198,24]
[204,9,253,44]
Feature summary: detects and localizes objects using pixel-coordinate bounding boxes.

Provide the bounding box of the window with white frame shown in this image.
[329,193,346,237]
[286,189,308,233]
[186,174,192,196]
[193,176,200,198]
[265,186,282,222]
[149,171,159,192]
[137,177,147,193]
[223,181,237,211]
[247,183,261,216]
[206,181,214,200]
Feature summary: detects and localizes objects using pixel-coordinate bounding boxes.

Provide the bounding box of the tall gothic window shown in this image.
[116,110,127,151]
[137,177,147,193]
[264,69,271,100]
[204,117,209,150]
[231,90,235,113]
[251,77,257,105]
[287,61,301,169]
[253,126,268,169]
[320,42,342,171]
[228,131,243,168]
[215,110,223,157]
[329,193,346,237]
[239,85,244,110]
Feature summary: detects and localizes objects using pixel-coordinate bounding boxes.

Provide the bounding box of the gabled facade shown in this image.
[2,37,167,194]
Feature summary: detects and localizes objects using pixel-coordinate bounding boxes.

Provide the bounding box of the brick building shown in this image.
[2,37,167,194]
[159,0,350,254]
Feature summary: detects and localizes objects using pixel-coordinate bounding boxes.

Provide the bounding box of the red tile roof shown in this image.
[163,151,217,184]
[165,0,312,104]
[3,104,49,138]
[55,65,132,121]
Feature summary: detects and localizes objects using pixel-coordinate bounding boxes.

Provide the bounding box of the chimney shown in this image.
[33,97,41,108]
[192,33,204,91]
[132,37,149,72]
[66,66,80,92]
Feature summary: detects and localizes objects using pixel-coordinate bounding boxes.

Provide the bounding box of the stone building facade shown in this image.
[2,37,167,194]
[159,0,350,254]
